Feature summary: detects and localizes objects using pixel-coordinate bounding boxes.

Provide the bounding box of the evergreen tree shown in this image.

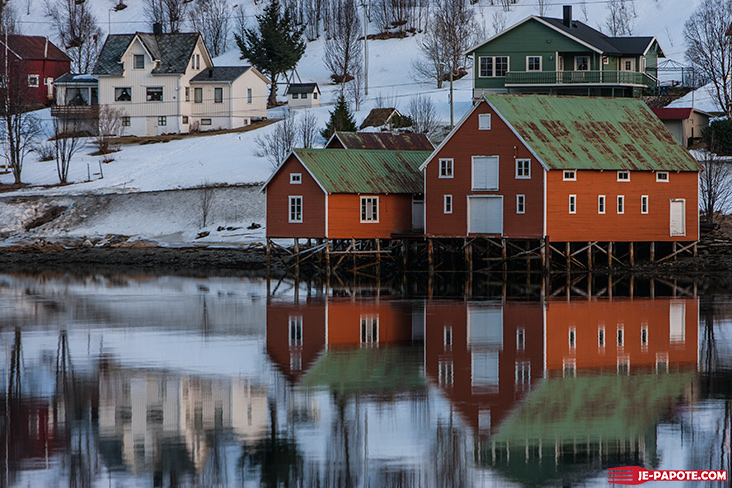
[235,0,306,106]
[321,95,357,140]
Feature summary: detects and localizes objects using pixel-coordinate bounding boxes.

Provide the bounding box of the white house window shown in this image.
[195,54,200,69]
[115,87,132,101]
[201,118,212,125]
[247,88,252,103]
[444,194,452,214]
[495,56,509,76]
[194,87,202,103]
[439,159,453,178]
[28,74,39,87]
[122,116,130,126]
[472,156,499,190]
[313,91,318,99]
[439,361,453,386]
[569,195,576,214]
[515,159,530,178]
[289,196,303,223]
[290,173,302,184]
[527,56,541,71]
[477,56,508,77]
[624,60,632,71]
[185,86,190,102]
[182,116,188,124]
[516,194,525,214]
[575,56,589,70]
[656,171,669,182]
[214,87,223,103]
[617,170,630,181]
[598,195,606,214]
[617,195,625,214]
[478,56,493,77]
[289,316,303,346]
[478,113,491,130]
[603,56,609,65]
[133,54,145,69]
[563,170,576,181]
[641,195,649,214]
[292,93,299,99]
[146,87,163,102]
[361,196,379,222]
[302,93,308,99]
[158,116,166,126]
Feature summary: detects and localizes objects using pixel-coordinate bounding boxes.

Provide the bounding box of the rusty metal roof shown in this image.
[485,95,701,172]
[294,149,430,194]
[332,132,434,151]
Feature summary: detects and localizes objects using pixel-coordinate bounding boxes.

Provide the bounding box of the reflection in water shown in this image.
[0,272,729,487]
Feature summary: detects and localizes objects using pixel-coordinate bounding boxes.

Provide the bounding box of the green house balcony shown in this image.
[504,70,658,89]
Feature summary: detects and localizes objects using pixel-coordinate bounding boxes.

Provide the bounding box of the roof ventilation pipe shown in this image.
[153,22,162,35]
[563,5,572,27]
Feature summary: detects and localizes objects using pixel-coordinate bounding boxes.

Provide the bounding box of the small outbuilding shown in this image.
[650,107,710,148]
[325,131,434,151]
[359,108,409,130]
[287,83,320,109]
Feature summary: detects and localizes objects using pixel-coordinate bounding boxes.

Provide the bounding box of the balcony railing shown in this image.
[50,105,100,118]
[504,70,658,89]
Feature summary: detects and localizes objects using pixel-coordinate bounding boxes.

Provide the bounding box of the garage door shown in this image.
[468,196,503,235]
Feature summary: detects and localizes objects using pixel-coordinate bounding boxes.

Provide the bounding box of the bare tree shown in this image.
[298,111,318,148]
[255,110,297,167]
[188,0,229,57]
[198,183,215,228]
[491,10,507,35]
[144,0,188,33]
[95,105,126,155]
[323,0,362,86]
[684,0,732,117]
[232,4,248,41]
[52,117,85,184]
[0,2,18,35]
[605,0,636,36]
[46,0,102,73]
[699,151,732,224]
[536,0,548,16]
[372,0,414,33]
[345,65,364,110]
[408,94,438,135]
[579,0,589,22]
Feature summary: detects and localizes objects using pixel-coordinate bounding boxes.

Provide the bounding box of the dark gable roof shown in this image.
[538,17,657,56]
[93,32,200,76]
[607,36,657,55]
[360,108,401,129]
[1,35,70,62]
[191,66,250,82]
[332,132,434,151]
[287,83,319,94]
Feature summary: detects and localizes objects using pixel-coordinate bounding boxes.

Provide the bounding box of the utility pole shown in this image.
[362,0,368,95]
[449,69,454,129]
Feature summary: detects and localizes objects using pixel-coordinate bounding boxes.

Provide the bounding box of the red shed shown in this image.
[262,148,431,239]
[421,95,701,246]
[0,35,71,107]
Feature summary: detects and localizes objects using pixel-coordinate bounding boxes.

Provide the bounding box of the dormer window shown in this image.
[134,54,145,69]
[617,170,630,181]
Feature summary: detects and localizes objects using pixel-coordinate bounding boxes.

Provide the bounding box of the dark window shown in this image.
[495,56,509,76]
[194,87,202,103]
[122,116,130,126]
[115,87,132,102]
[134,54,144,69]
[146,87,163,102]
[158,116,166,126]
[182,116,188,124]
[201,118,212,125]
[479,56,493,77]
[214,87,223,103]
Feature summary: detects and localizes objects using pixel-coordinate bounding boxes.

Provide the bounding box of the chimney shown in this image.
[208,69,213,78]
[563,5,572,27]
[153,22,162,35]
[44,37,48,58]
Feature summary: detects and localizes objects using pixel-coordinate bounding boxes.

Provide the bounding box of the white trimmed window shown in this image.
[617,170,630,181]
[641,326,649,347]
[527,56,541,71]
[444,194,453,214]
[214,87,223,103]
[157,116,166,126]
[146,87,163,102]
[598,327,605,348]
[115,87,132,101]
[478,113,491,130]
[360,315,379,344]
[516,328,525,350]
[289,316,303,346]
[290,173,301,184]
[515,159,530,179]
[444,326,453,348]
[439,159,453,178]
[563,170,576,181]
[361,196,379,222]
[28,74,39,87]
[133,54,145,69]
[617,195,624,214]
[516,194,525,214]
[575,56,589,71]
[569,195,576,214]
[598,195,606,214]
[201,118,212,125]
[247,88,252,103]
[656,171,669,182]
[478,56,509,77]
[478,56,493,77]
[641,195,649,214]
[289,196,303,223]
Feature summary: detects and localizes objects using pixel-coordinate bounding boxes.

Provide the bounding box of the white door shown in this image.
[620,57,636,71]
[670,199,686,236]
[146,117,157,136]
[412,196,424,232]
[468,196,503,235]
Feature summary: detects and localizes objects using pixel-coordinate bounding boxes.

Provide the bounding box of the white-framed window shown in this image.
[360,315,379,344]
[122,116,130,126]
[575,55,589,71]
[313,91,318,99]
[290,173,302,184]
[146,86,163,102]
[478,113,491,130]
[185,86,190,102]
[617,326,624,347]
[641,195,649,214]
[214,87,223,103]
[603,56,609,65]
[569,328,576,349]
[515,159,530,179]
[361,196,379,222]
[195,54,200,70]
[569,194,576,214]
[617,170,630,181]
[444,194,453,214]
[495,56,509,76]
[292,93,299,99]
[28,74,39,87]
[598,327,605,348]
[516,194,525,214]
[302,93,308,99]
[201,118,212,125]
[656,171,669,182]
[439,158,453,178]
[133,54,145,69]
[526,56,541,71]
[194,87,203,103]
[289,316,303,346]
[247,88,252,103]
[182,115,188,124]
[115,87,132,102]
[563,170,576,181]
[157,116,166,126]
[45,77,53,86]
[478,56,509,77]
[598,195,606,214]
[289,196,303,223]
[641,325,649,347]
[516,328,525,350]
[617,195,625,214]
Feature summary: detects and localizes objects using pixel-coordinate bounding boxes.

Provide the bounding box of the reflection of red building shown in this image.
[0,399,67,472]
[424,301,544,436]
[545,298,698,374]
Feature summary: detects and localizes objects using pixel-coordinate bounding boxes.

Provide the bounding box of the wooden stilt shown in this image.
[650,278,655,298]
[294,238,300,275]
[543,236,551,273]
[629,275,634,298]
[466,238,474,274]
[566,242,571,272]
[428,239,435,276]
[693,241,698,257]
[587,242,593,270]
[608,242,613,269]
[326,240,331,276]
[629,242,634,267]
[650,242,655,262]
[673,241,677,261]
[266,238,271,274]
[352,238,357,270]
[402,239,408,268]
[502,238,508,272]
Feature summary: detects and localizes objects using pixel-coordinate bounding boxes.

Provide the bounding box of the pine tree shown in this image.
[321,95,357,140]
[234,0,306,106]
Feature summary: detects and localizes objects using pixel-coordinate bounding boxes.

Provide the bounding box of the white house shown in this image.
[286,83,320,109]
[88,30,269,136]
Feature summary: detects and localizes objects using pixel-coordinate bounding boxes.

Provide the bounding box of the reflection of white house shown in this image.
[86,30,269,137]
[287,83,320,109]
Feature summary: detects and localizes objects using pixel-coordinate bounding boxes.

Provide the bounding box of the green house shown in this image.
[465,6,665,98]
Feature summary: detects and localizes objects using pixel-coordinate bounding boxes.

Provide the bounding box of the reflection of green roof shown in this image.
[302,347,425,395]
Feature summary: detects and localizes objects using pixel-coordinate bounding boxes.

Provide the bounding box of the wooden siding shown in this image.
[545,169,698,242]
[265,155,326,238]
[327,193,414,239]
[326,301,413,347]
[545,298,698,372]
[424,103,544,238]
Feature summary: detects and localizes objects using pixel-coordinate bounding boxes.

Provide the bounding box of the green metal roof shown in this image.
[485,94,702,172]
[294,148,430,194]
